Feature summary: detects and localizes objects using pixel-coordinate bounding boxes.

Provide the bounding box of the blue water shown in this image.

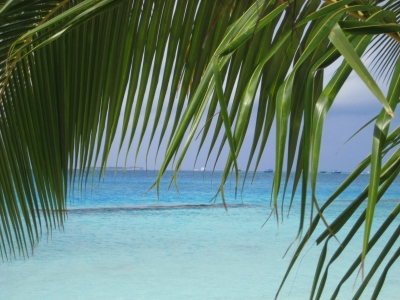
[0,171,399,299]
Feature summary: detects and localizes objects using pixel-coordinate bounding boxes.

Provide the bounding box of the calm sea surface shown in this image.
[0,170,399,299]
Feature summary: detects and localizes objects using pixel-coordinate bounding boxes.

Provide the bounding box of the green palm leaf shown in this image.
[1,0,400,298]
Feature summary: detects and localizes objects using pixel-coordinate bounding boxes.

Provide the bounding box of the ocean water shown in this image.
[1,170,399,299]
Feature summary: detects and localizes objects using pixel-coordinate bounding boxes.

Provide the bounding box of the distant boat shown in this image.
[331,170,341,174]
[264,169,273,173]
[319,170,326,173]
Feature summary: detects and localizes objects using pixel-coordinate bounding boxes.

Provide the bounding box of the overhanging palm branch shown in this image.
[0,0,399,298]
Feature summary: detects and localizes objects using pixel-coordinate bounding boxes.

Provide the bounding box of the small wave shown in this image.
[64,203,259,213]
[336,198,399,204]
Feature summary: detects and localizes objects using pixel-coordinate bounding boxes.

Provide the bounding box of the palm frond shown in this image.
[1,0,400,298]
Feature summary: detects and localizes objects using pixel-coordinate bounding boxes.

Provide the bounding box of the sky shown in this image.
[97,2,400,174]
[105,59,399,173]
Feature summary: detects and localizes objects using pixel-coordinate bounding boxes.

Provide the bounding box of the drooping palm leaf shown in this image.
[1,0,400,298]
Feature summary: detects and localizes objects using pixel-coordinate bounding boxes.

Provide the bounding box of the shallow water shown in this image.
[1,171,399,299]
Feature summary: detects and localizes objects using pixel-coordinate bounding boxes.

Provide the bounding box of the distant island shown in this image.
[125,167,143,170]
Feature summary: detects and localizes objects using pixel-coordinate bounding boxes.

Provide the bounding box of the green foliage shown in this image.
[0,0,399,298]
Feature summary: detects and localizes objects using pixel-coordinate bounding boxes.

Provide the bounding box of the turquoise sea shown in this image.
[0,170,399,299]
